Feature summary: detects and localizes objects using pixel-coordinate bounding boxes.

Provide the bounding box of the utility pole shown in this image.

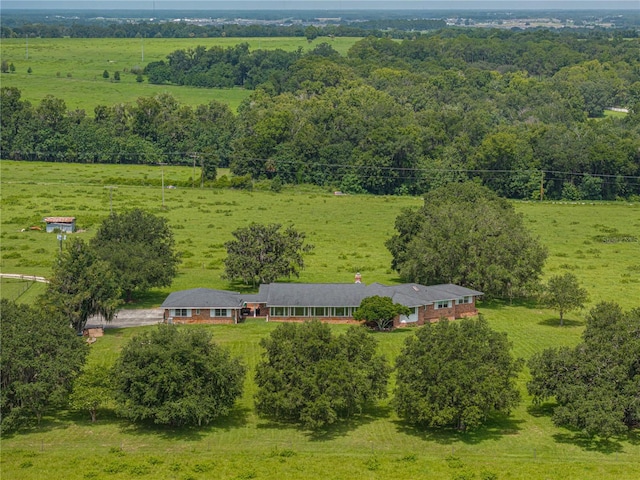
[161,165,165,208]
[57,234,67,254]
[540,171,544,201]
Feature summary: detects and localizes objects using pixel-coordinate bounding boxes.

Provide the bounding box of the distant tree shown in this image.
[27,66,32,74]
[102,70,109,79]
[395,316,523,431]
[135,73,144,83]
[255,321,390,429]
[69,363,112,423]
[353,295,411,330]
[386,182,547,299]
[542,273,589,326]
[223,222,313,286]
[1,60,8,73]
[113,71,120,81]
[41,237,121,334]
[0,300,88,431]
[305,25,319,42]
[112,326,245,426]
[528,302,640,437]
[9,63,15,73]
[91,209,180,302]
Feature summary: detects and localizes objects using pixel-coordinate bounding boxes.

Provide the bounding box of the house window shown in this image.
[171,308,191,316]
[214,308,230,317]
[271,306,287,316]
[457,296,472,305]
[334,307,348,317]
[312,307,328,317]
[292,307,308,317]
[434,300,452,310]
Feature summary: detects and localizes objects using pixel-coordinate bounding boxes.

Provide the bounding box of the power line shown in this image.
[4,152,640,180]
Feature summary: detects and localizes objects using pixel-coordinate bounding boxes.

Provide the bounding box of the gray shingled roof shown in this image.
[256,283,483,308]
[161,288,244,309]
[161,283,483,310]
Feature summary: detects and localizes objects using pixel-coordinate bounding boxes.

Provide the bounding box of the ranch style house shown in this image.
[161,282,482,328]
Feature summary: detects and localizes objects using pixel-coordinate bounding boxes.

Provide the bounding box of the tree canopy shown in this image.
[41,237,121,334]
[386,182,547,298]
[223,222,313,286]
[254,321,390,429]
[91,209,180,301]
[394,316,523,431]
[542,272,589,326]
[353,295,411,330]
[527,302,640,438]
[112,326,245,427]
[3,27,640,200]
[0,299,88,431]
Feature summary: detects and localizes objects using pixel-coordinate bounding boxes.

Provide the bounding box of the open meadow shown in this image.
[0,36,360,113]
[1,161,639,479]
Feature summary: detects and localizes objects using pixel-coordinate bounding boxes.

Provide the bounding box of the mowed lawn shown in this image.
[0,36,360,112]
[1,161,639,479]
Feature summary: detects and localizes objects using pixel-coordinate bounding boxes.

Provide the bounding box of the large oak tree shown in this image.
[112,326,245,427]
[42,237,121,334]
[223,222,313,286]
[386,182,547,299]
[0,300,88,431]
[394,316,523,431]
[528,302,640,438]
[255,321,390,429]
[91,209,180,302]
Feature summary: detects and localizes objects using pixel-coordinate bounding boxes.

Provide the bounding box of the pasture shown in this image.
[1,161,639,479]
[0,36,360,112]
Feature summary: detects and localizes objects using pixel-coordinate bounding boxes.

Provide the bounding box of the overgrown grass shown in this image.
[2,161,638,309]
[2,161,640,479]
[0,36,360,112]
[2,321,639,480]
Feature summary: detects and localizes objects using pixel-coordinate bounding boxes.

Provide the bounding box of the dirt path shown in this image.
[86,308,164,329]
[0,273,49,283]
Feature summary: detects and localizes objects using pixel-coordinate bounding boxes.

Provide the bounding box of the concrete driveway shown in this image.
[86,308,164,329]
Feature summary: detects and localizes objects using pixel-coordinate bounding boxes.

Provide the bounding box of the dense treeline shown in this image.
[2,30,639,199]
[0,20,443,41]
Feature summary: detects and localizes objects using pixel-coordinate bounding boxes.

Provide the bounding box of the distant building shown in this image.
[44,217,76,233]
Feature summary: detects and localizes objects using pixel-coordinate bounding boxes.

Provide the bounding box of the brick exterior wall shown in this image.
[163,308,237,325]
[392,299,479,328]
[163,298,479,328]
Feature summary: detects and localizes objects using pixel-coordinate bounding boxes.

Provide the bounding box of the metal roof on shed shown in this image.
[44,217,76,223]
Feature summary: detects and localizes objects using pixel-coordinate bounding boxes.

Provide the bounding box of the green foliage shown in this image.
[113,71,120,81]
[69,363,113,422]
[542,272,589,326]
[41,237,121,334]
[91,209,180,301]
[528,302,640,438]
[112,326,245,426]
[223,222,313,286]
[255,322,390,429]
[395,316,523,431]
[353,295,411,330]
[0,299,88,431]
[102,70,109,79]
[386,182,547,298]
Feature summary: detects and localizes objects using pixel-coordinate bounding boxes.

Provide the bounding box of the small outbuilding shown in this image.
[44,217,76,233]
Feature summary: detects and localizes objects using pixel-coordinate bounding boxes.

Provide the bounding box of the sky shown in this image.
[3,1,638,10]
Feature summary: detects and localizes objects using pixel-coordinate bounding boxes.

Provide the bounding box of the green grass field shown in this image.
[1,161,639,479]
[0,36,359,112]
